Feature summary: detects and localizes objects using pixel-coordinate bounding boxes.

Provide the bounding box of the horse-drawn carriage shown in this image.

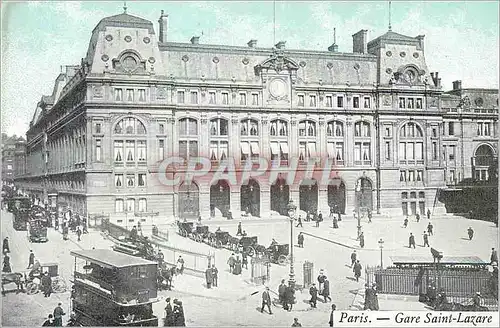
[264,243,290,265]
[11,196,31,231]
[177,221,195,238]
[1,263,67,295]
[28,207,49,242]
[192,225,211,243]
[236,236,259,256]
[213,230,232,248]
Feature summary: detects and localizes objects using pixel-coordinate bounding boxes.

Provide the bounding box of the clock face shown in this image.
[269,79,286,98]
[405,70,416,82]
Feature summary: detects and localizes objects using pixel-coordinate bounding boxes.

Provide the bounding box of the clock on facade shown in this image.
[404,69,417,83]
[269,78,287,98]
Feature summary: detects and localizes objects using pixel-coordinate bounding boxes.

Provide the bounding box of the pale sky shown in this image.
[1,1,499,137]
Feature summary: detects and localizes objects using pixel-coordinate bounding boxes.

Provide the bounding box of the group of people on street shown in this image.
[41,303,67,326]
[364,283,380,310]
[227,253,243,275]
[2,237,11,273]
[204,264,219,288]
[277,280,295,311]
[164,297,185,326]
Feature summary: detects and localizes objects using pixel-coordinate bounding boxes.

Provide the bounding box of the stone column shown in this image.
[318,188,329,213]
[231,117,240,164]
[345,119,353,166]
[230,189,241,218]
[199,188,211,219]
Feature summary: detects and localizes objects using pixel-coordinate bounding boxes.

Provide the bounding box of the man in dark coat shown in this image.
[467,227,474,240]
[427,209,431,220]
[53,302,65,326]
[309,283,318,308]
[329,304,336,327]
[242,252,248,269]
[227,253,236,273]
[130,226,138,240]
[164,298,173,326]
[333,216,339,228]
[261,287,273,314]
[2,253,12,273]
[423,232,430,247]
[364,283,373,310]
[278,279,287,307]
[403,217,408,228]
[409,233,416,249]
[427,222,434,235]
[359,232,365,248]
[42,314,54,326]
[27,250,35,269]
[205,266,213,288]
[350,250,357,267]
[173,300,185,326]
[368,211,372,223]
[490,248,498,264]
[3,237,9,254]
[236,222,243,236]
[211,264,218,287]
[298,233,304,248]
[322,277,331,302]
[353,260,362,282]
[296,215,303,228]
[76,226,82,242]
[416,213,420,222]
[41,272,52,297]
[284,285,294,312]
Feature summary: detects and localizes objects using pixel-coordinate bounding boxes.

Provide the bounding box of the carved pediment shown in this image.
[391,64,426,86]
[112,49,147,75]
[254,49,299,75]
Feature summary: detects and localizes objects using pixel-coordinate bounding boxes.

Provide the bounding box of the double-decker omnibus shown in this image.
[70,249,159,326]
[10,196,31,230]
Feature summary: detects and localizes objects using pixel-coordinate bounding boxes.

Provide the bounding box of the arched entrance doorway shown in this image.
[328,179,346,214]
[178,182,200,219]
[240,179,260,217]
[210,180,230,218]
[270,178,289,216]
[299,179,318,214]
[355,177,373,213]
[473,144,496,181]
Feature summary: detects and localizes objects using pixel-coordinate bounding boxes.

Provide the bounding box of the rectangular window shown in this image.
[326,96,333,107]
[415,142,423,160]
[209,92,216,104]
[385,127,391,137]
[189,141,198,158]
[158,123,165,134]
[337,96,344,108]
[432,142,438,160]
[432,127,437,138]
[399,98,406,109]
[298,142,307,161]
[126,174,135,187]
[448,122,455,135]
[96,139,102,162]
[310,95,317,107]
[179,141,187,159]
[298,122,306,137]
[125,140,135,161]
[240,93,247,105]
[126,198,135,212]
[177,91,185,103]
[138,89,146,102]
[353,96,360,108]
[114,141,123,162]
[190,91,198,104]
[407,98,414,109]
[115,88,123,101]
[138,198,147,212]
[137,141,146,162]
[222,92,229,105]
[335,144,344,162]
[158,139,165,160]
[354,142,362,161]
[406,143,415,160]
[363,97,371,108]
[252,93,259,106]
[385,141,391,160]
[449,145,456,161]
[115,199,124,213]
[94,123,102,134]
[416,98,422,109]
[298,95,304,107]
[115,174,123,187]
[362,143,370,161]
[399,142,406,161]
[126,89,134,102]
[138,173,146,187]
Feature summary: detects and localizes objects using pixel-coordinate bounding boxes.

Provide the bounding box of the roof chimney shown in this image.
[452,80,462,91]
[416,34,425,51]
[158,10,168,43]
[190,36,200,45]
[275,41,286,50]
[247,39,257,48]
[352,29,368,54]
[328,27,339,52]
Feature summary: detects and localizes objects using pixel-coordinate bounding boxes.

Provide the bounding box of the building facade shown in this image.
[15,10,499,225]
[2,134,26,184]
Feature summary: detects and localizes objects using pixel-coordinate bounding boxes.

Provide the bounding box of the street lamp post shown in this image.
[287,200,297,289]
[378,238,384,268]
[355,181,362,239]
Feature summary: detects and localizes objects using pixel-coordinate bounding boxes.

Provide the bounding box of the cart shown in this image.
[177,221,194,238]
[25,263,67,295]
[214,230,231,248]
[193,225,210,243]
[237,236,258,256]
[265,244,290,265]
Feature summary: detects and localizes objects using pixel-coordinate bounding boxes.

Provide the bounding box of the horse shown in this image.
[1,272,25,295]
[157,266,175,291]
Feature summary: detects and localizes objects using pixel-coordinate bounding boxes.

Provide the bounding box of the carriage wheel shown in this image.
[26,282,38,295]
[195,235,202,243]
[269,255,276,264]
[52,277,67,293]
[278,255,288,265]
[247,246,255,257]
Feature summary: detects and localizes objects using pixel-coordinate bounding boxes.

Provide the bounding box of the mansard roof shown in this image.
[94,13,155,34]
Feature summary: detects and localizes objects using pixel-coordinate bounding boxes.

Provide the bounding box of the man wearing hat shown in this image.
[291,318,302,327]
[317,269,326,295]
[329,304,337,327]
[309,283,318,308]
[3,237,10,254]
[490,248,498,265]
[164,297,174,326]
[227,253,236,273]
[41,272,52,297]
[53,302,66,326]
[472,292,482,307]
[261,286,273,314]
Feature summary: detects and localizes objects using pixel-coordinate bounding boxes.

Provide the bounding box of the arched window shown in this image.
[270,119,288,136]
[113,117,147,164]
[298,120,317,161]
[327,121,344,137]
[399,122,424,164]
[270,119,289,163]
[354,121,371,165]
[178,118,199,159]
[210,118,228,136]
[400,122,423,138]
[326,120,344,165]
[241,119,259,136]
[354,121,370,137]
[210,118,229,162]
[240,119,260,161]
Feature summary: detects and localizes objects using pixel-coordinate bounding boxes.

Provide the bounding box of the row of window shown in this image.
[398,97,423,109]
[400,170,424,182]
[177,90,260,106]
[115,198,147,213]
[114,88,146,102]
[114,173,147,188]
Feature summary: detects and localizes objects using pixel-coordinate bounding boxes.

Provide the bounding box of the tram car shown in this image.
[70,249,159,326]
[11,196,32,231]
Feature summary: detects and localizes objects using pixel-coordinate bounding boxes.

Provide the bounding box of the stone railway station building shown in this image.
[15,10,498,225]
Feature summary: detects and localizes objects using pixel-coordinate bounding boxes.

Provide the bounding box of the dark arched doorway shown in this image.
[328,179,346,214]
[210,180,230,218]
[178,182,200,219]
[299,179,318,214]
[355,177,373,212]
[241,179,260,217]
[473,144,496,181]
[270,178,290,216]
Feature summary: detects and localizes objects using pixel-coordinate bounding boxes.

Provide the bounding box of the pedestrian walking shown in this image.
[278,279,287,307]
[296,215,303,228]
[173,299,185,326]
[41,272,52,297]
[291,318,302,327]
[403,217,408,228]
[316,211,323,227]
[359,232,365,248]
[322,277,331,302]
[2,253,12,273]
[261,287,273,314]
[368,210,372,223]
[54,217,59,231]
[329,304,337,327]
[353,260,362,282]
[284,285,294,312]
[427,222,433,235]
[416,213,420,222]
[242,251,248,270]
[62,224,69,241]
[409,233,416,249]
[372,283,380,310]
[82,216,88,234]
[364,283,373,310]
[42,314,54,326]
[423,232,430,247]
[298,233,304,248]
[27,250,35,269]
[176,256,185,274]
[164,298,174,327]
[211,264,218,287]
[76,226,82,242]
[130,226,138,240]
[3,237,9,254]
[317,270,326,294]
[350,250,357,267]
[237,222,243,236]
[233,256,242,275]
[333,216,339,228]
[490,248,498,265]
[227,253,236,273]
[468,227,474,240]
[53,302,65,326]
[427,209,431,220]
[205,265,213,289]
[309,283,318,308]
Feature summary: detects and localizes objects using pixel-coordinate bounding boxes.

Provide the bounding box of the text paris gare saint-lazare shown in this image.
[339,312,494,326]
